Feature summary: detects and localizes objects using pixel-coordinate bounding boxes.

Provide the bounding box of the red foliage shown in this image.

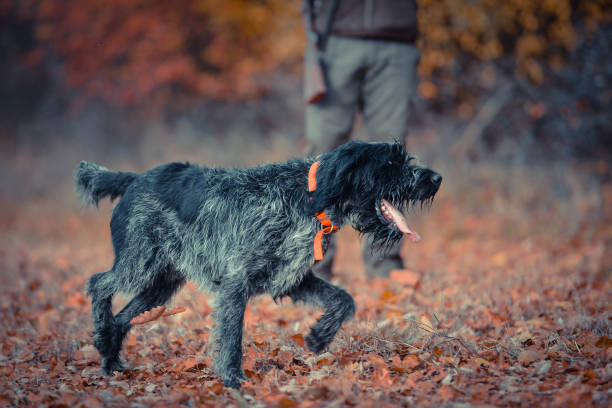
[8,0,304,107]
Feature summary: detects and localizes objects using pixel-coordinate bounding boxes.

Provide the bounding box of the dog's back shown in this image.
[77,160,314,297]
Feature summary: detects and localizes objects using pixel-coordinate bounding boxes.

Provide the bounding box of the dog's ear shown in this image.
[309,141,403,214]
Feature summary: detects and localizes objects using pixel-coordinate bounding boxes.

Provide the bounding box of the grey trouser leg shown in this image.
[305,36,420,278]
[361,40,420,141]
[305,37,364,154]
[362,237,402,279]
[305,37,420,151]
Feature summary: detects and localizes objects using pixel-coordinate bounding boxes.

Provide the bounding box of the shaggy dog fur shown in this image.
[76,141,441,388]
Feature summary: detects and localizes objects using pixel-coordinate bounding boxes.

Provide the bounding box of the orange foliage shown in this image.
[5,0,610,107]
[1,165,610,405]
[417,0,610,86]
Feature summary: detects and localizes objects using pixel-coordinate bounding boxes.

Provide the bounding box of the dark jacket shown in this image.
[304,0,418,43]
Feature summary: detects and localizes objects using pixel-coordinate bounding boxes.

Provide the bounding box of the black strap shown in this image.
[308,0,339,51]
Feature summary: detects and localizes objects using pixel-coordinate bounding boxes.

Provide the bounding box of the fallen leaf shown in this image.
[130,306,166,325]
[79,345,99,361]
[402,355,421,370]
[420,315,434,331]
[291,333,305,348]
[389,269,421,288]
[595,336,611,349]
[517,350,541,365]
[535,360,551,375]
[438,385,455,400]
[162,306,186,317]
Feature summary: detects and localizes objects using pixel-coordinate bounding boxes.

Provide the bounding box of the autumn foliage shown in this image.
[6,0,304,107]
[0,148,610,406]
[3,0,609,108]
[417,0,610,83]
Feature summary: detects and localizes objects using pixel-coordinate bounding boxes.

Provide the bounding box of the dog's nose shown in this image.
[430,173,442,186]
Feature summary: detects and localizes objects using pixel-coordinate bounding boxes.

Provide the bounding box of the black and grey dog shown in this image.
[76,141,441,388]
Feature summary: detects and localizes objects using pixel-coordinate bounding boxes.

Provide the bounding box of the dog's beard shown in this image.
[350,186,437,254]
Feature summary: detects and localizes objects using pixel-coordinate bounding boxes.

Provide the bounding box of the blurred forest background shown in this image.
[1,0,610,180]
[0,0,611,407]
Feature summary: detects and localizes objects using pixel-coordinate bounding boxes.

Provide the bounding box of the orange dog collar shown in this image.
[308,161,339,261]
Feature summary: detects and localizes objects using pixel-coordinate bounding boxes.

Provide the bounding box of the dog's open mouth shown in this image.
[380,199,421,242]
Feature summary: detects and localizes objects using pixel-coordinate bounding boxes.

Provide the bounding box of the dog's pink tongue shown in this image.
[382,199,421,242]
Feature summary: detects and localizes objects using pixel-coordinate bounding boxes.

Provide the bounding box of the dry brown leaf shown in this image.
[389,269,421,288]
[291,333,305,348]
[403,355,421,370]
[595,336,611,349]
[278,397,299,408]
[130,305,166,325]
[162,306,186,317]
[517,350,541,365]
[420,315,435,331]
[79,345,99,361]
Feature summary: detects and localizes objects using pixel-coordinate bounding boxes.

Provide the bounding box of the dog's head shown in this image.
[309,141,441,250]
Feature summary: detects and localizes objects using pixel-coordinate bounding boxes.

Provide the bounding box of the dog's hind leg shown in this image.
[105,270,185,374]
[287,271,356,353]
[87,271,126,375]
[212,280,249,389]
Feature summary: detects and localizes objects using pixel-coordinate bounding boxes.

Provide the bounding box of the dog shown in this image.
[76,141,441,388]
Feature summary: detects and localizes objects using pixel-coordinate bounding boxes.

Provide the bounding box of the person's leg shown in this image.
[305,36,367,155]
[306,36,367,278]
[361,41,420,142]
[311,235,336,280]
[360,40,421,277]
[361,237,403,279]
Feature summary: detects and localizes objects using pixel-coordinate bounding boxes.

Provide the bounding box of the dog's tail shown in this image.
[75,161,138,207]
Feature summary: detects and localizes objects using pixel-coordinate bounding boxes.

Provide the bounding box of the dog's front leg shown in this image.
[213,281,248,388]
[287,272,355,353]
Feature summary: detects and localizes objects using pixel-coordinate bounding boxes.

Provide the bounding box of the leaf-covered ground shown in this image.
[0,159,610,407]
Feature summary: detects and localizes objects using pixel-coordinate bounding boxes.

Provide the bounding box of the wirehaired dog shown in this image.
[76,141,441,388]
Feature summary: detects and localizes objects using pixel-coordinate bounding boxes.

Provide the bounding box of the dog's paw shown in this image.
[222,370,246,389]
[102,358,127,376]
[305,330,330,354]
